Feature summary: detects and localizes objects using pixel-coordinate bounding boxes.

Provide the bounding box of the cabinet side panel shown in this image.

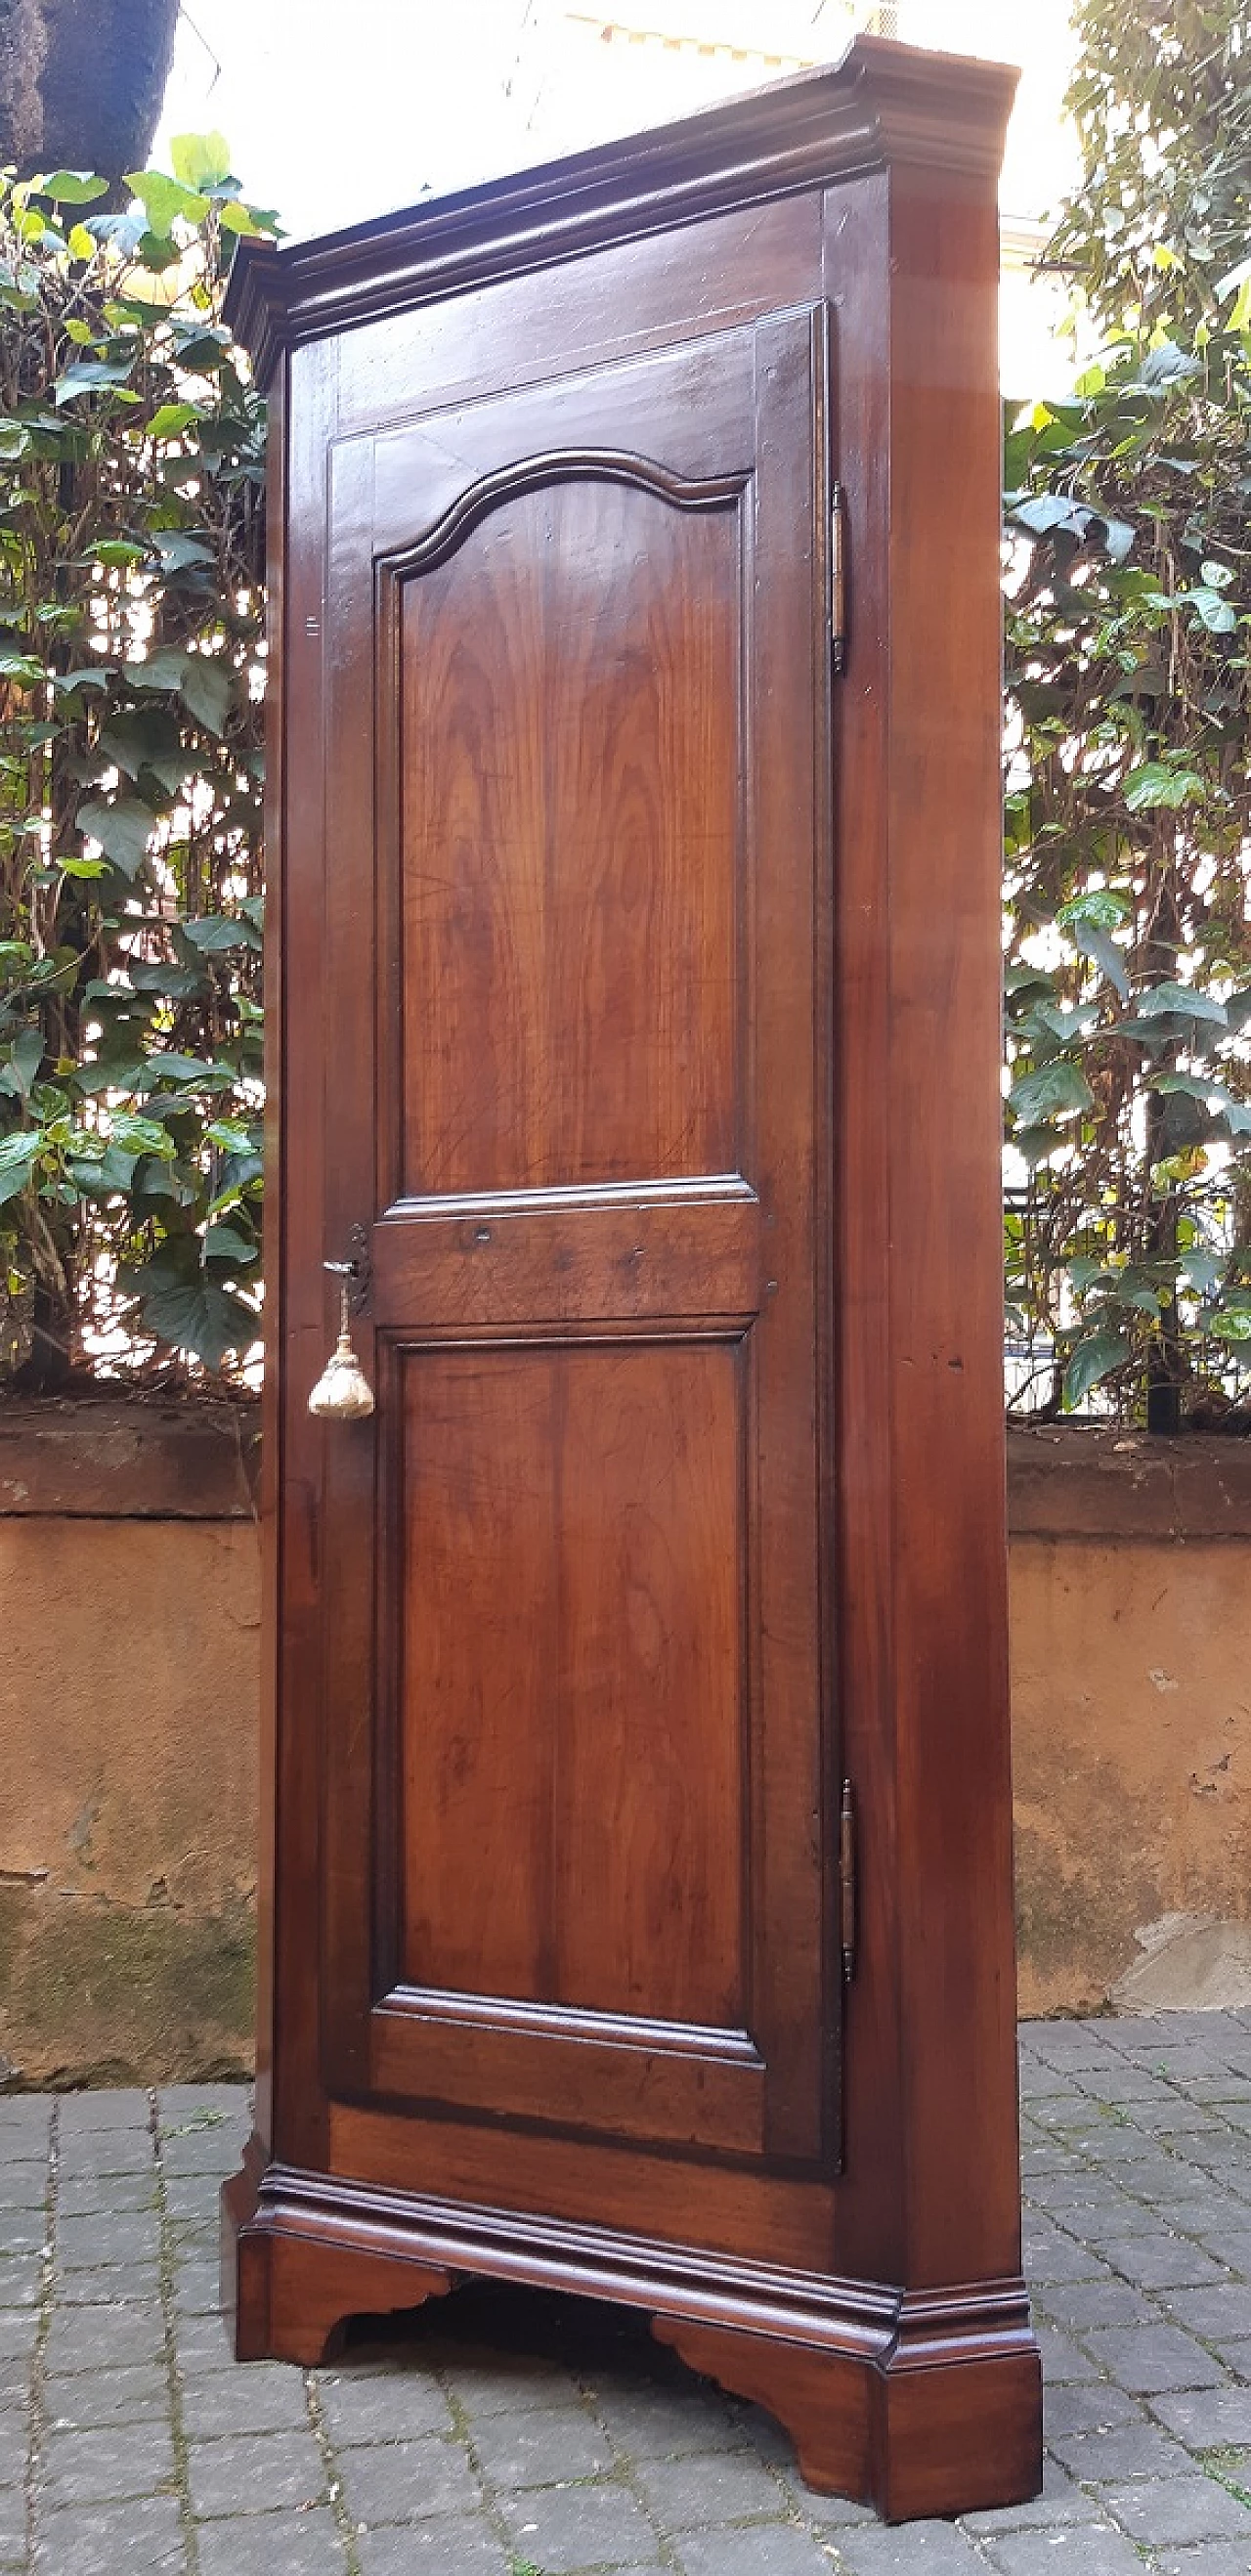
[271,333,339,2173]
[886,163,1020,2287]
[253,353,286,2158]
[824,170,904,2285]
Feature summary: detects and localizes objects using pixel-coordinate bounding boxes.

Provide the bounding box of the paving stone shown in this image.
[0,2098,51,2139]
[355,2520,515,2576]
[196,2506,345,2574]
[0,2312,37,2364]
[1029,2030,1119,2072]
[1048,2416,1195,2482]
[45,2364,171,2429]
[315,2367,453,2446]
[588,2378,745,2459]
[979,2529,1145,2576]
[673,2529,836,2576]
[1022,2230,1109,2287]
[782,2476,878,2531]
[33,2493,184,2573]
[0,2210,48,2254]
[1102,2472,1251,2543]
[0,2161,50,2210]
[1152,2384,1251,2445]
[439,2353,587,2422]
[169,2260,224,2316]
[961,2458,1103,2531]
[58,2262,162,2307]
[58,2090,151,2133]
[162,2178,223,2220]
[466,2400,613,2487]
[500,2477,661,2569]
[159,2130,247,2179]
[169,2313,234,2372]
[56,2212,161,2270]
[630,2446,788,2527]
[0,2255,41,2306]
[1211,2336,1251,2376]
[0,2483,23,2560]
[181,2362,312,2435]
[822,2522,989,2572]
[1036,2279,1160,2330]
[336,2433,483,2526]
[188,2426,326,2516]
[0,2421,25,2487]
[157,2084,250,2129]
[56,2173,156,2218]
[1159,2549,1251,2576]
[1084,2321,1227,2391]
[1031,2324,1100,2381]
[57,2133,154,2178]
[1097,2232,1229,2290]
[731,2400,798,2469]
[42,2420,176,2505]
[1166,2282,1251,2338]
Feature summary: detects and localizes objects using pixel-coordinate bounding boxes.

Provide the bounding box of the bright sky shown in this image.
[156,0,1080,387]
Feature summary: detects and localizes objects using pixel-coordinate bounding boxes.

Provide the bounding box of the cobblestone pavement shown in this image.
[3,2014,1251,2574]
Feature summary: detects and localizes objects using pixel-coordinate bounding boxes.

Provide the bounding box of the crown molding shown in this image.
[225,35,1018,389]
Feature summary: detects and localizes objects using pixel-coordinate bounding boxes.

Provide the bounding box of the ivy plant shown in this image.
[1003,0,1251,1427]
[0,131,275,1386]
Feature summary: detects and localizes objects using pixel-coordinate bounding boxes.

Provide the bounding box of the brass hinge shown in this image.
[831,480,847,676]
[840,1777,857,1982]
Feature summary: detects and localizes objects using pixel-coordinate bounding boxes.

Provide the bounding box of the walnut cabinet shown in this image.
[222,36,1042,2520]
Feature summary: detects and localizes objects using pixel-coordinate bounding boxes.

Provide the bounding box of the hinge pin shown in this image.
[840,1776,856,1982]
[831,480,846,676]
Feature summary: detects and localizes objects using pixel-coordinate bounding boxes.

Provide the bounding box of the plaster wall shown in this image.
[0,1407,1247,2080]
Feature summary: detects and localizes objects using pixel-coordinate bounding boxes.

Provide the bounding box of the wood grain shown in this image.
[398,478,739,1195]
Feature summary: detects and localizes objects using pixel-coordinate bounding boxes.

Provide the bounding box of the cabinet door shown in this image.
[314,311,836,2164]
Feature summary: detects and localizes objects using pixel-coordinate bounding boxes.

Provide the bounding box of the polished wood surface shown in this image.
[222,32,1040,2522]
[398,481,738,1195]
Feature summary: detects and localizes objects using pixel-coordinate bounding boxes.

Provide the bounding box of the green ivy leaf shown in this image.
[120,1244,256,1367]
[203,1220,258,1264]
[124,170,210,232]
[147,401,201,438]
[0,1027,44,1097]
[122,647,190,691]
[182,915,259,954]
[1136,982,1228,1026]
[0,648,44,686]
[108,1111,177,1158]
[75,795,155,879]
[169,132,234,191]
[1008,1060,1095,1122]
[1063,1326,1134,1408]
[54,357,136,405]
[217,200,264,237]
[179,655,232,735]
[0,1129,42,1205]
[40,170,109,204]
[1123,762,1205,810]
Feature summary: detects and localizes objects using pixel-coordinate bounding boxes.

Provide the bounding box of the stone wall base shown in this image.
[2,1406,1248,2080]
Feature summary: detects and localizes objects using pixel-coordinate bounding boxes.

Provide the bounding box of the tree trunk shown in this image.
[0,0,179,177]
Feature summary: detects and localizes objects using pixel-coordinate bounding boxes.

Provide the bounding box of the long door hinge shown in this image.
[840,1777,857,1982]
[830,480,847,676]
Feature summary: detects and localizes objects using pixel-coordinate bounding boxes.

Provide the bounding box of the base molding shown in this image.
[221,2142,1042,2518]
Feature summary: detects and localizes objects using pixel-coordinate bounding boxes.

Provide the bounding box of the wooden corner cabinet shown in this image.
[221,34,1041,2523]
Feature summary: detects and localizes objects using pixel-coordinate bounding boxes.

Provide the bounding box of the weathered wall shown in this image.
[1,1404,1248,2080]
[1010,1428,1251,2017]
[0,1402,260,2085]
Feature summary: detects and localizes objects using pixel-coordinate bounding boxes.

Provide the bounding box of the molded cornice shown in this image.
[224,35,1017,387]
